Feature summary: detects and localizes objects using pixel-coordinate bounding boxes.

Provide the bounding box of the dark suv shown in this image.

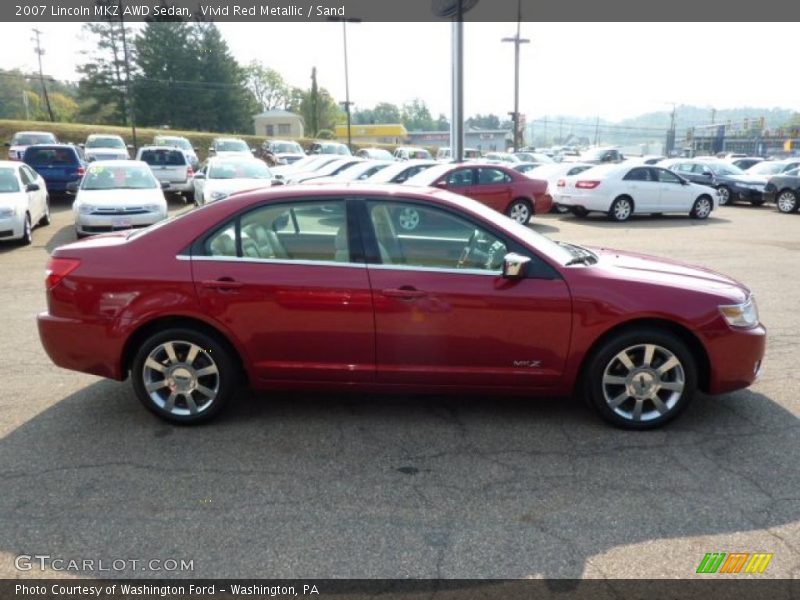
[23,145,86,194]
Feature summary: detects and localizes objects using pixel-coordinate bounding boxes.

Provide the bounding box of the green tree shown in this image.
[466,113,501,129]
[401,98,434,131]
[245,61,290,112]
[0,69,32,119]
[75,10,133,125]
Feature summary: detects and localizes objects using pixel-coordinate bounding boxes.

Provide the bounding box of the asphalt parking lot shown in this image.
[0,196,798,579]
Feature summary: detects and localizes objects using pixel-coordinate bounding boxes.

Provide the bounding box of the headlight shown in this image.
[0,206,16,218]
[210,191,229,201]
[719,296,759,328]
[78,204,96,214]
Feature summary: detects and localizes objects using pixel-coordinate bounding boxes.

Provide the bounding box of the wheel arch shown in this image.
[120,315,249,384]
[576,317,711,394]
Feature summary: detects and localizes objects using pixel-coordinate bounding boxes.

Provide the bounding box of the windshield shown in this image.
[209,160,272,179]
[86,137,126,149]
[215,140,249,152]
[81,165,158,190]
[271,142,303,154]
[155,137,192,151]
[746,161,786,175]
[0,168,20,193]
[12,133,57,145]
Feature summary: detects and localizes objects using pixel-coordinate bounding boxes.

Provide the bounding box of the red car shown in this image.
[401,162,551,229]
[38,184,765,429]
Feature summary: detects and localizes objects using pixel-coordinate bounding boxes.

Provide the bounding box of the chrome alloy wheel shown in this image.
[717,186,731,205]
[693,197,712,218]
[601,343,685,423]
[776,190,798,213]
[397,207,421,231]
[142,341,220,416]
[508,201,531,224]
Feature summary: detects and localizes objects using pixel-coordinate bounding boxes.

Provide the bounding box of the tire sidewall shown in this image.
[718,186,732,205]
[777,190,797,213]
[609,197,633,222]
[131,327,238,424]
[507,199,532,224]
[691,196,712,219]
[585,328,697,430]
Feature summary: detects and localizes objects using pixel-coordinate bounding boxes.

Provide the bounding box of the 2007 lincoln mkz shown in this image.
[37,184,765,429]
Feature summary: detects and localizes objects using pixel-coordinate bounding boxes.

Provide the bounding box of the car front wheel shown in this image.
[776,190,799,213]
[131,328,238,424]
[20,213,32,246]
[585,328,697,429]
[690,196,712,219]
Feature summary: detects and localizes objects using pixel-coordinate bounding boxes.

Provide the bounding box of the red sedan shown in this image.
[38,184,765,429]
[401,162,551,229]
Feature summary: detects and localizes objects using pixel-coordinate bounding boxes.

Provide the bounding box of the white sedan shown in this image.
[552,163,718,221]
[72,160,168,237]
[0,160,50,245]
[193,157,274,205]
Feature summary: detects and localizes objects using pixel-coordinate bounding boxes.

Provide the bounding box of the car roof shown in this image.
[87,133,123,138]
[86,159,148,167]
[14,131,55,136]
[138,145,183,151]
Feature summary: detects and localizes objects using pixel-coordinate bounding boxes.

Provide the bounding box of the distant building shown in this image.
[406,128,511,152]
[682,120,800,157]
[334,124,407,145]
[253,110,304,138]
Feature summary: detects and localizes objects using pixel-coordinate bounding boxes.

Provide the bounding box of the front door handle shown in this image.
[382,286,427,300]
[201,278,242,291]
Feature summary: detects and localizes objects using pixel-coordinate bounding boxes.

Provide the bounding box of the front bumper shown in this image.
[704,323,767,394]
[0,214,25,240]
[75,211,166,235]
[731,185,765,203]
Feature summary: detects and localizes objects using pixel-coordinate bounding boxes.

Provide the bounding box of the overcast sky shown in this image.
[3,22,798,122]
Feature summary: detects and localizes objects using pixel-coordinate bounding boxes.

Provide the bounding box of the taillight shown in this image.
[576,180,601,189]
[76,166,86,177]
[187,167,194,178]
[557,179,566,187]
[45,258,81,291]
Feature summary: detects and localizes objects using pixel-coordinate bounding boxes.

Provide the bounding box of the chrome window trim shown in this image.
[367,263,500,277]
[175,254,366,269]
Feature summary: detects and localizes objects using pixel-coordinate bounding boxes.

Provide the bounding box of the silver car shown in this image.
[136,146,194,197]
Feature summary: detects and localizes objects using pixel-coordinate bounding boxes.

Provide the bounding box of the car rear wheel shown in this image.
[776,190,799,213]
[585,328,697,429]
[608,196,633,222]
[717,185,732,205]
[131,328,237,424]
[39,196,51,226]
[690,196,712,219]
[506,198,532,224]
[395,207,421,231]
[20,213,32,246]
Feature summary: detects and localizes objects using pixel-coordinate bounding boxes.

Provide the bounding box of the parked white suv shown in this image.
[136,146,194,198]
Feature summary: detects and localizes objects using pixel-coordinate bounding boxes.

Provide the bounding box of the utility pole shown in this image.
[594,116,600,146]
[666,102,677,156]
[329,17,360,149]
[710,107,716,124]
[558,117,563,144]
[118,1,137,152]
[501,0,529,152]
[31,28,54,122]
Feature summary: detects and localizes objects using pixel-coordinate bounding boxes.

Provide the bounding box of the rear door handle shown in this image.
[382,287,427,300]
[201,278,242,291]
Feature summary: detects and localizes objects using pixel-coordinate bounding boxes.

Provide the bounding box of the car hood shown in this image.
[590,247,750,302]
[0,192,26,208]
[75,188,166,206]
[726,174,768,185]
[205,178,272,195]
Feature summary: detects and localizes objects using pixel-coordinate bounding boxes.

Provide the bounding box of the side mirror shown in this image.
[65,181,79,193]
[161,181,170,190]
[193,172,205,180]
[502,252,531,279]
[25,183,40,192]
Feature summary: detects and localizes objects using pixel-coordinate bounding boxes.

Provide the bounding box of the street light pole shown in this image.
[502,0,529,152]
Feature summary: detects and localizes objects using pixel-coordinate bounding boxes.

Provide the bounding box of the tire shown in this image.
[39,196,51,226]
[395,206,422,231]
[584,328,697,430]
[506,198,533,224]
[571,206,589,218]
[19,213,32,246]
[717,185,732,206]
[776,189,799,213]
[131,328,238,424]
[608,196,633,222]
[690,195,713,219]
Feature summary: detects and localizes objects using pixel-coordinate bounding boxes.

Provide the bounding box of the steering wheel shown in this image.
[457,229,481,269]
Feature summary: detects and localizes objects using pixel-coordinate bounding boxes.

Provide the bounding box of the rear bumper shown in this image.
[704,323,767,394]
[37,312,124,380]
[535,193,553,214]
[157,179,193,193]
[45,180,79,193]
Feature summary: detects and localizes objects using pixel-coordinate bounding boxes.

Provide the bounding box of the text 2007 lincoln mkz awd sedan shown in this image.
[37,184,766,429]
